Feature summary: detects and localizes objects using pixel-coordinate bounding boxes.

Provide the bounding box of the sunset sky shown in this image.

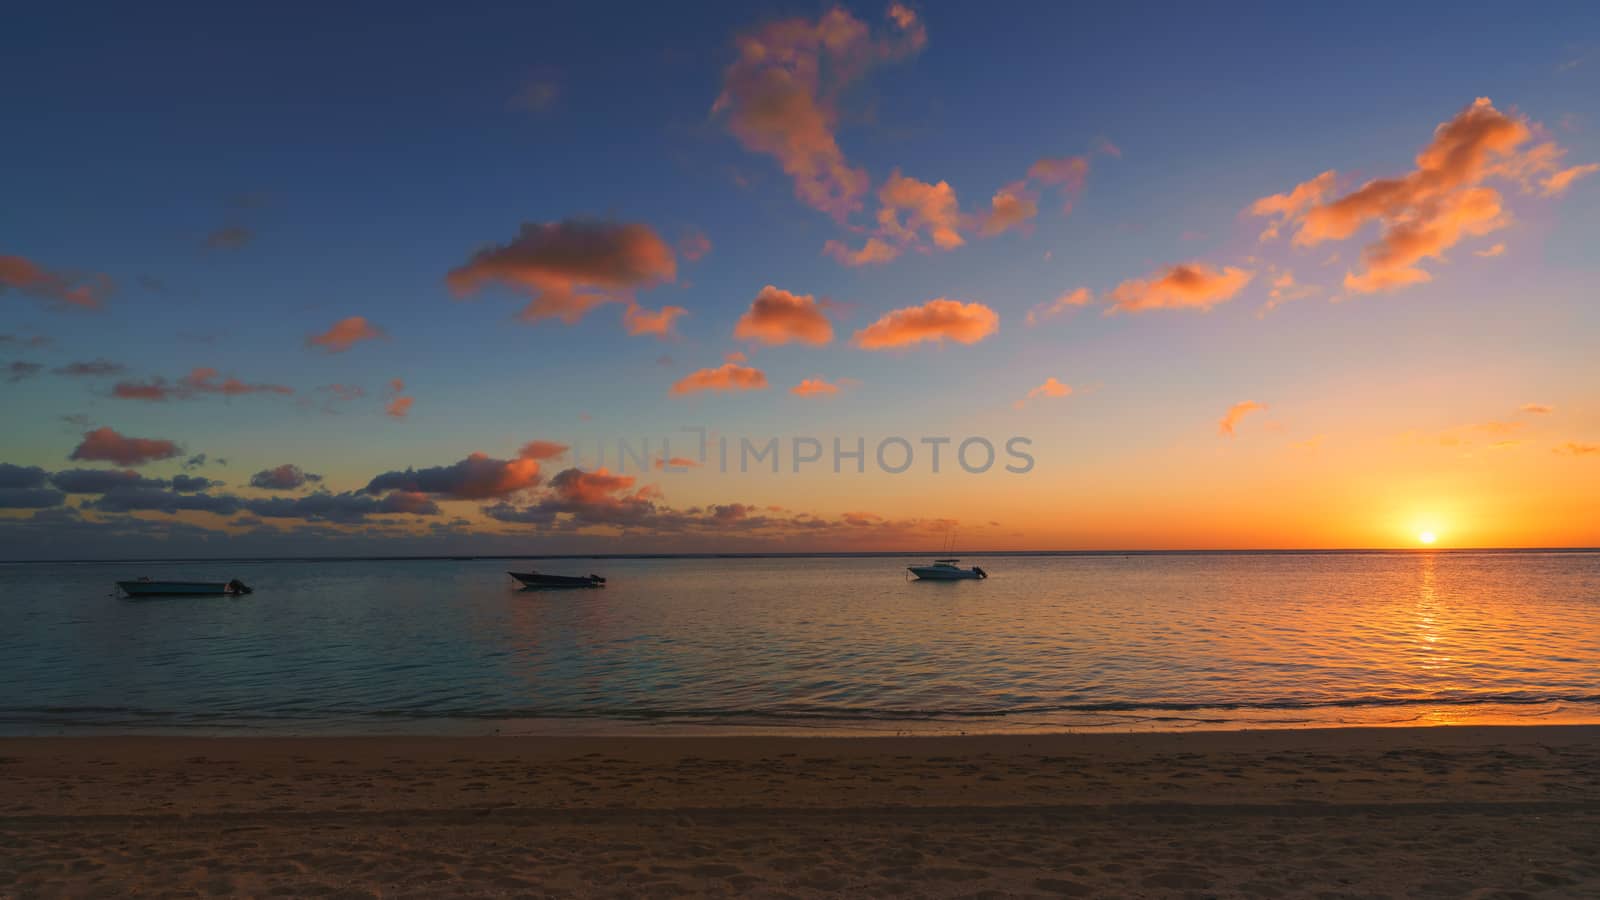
[3,2,1598,557]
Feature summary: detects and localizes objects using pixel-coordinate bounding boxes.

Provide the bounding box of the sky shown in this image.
[2,1,1598,558]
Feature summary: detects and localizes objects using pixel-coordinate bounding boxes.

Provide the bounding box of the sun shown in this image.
[1418,531,1437,545]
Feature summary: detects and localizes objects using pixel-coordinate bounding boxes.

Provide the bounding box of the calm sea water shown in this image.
[3,552,1598,735]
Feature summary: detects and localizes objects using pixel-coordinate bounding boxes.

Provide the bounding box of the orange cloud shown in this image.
[1554,442,1599,456]
[1106,263,1254,314]
[712,6,924,219]
[1014,376,1072,409]
[1249,170,1336,240]
[1475,242,1507,257]
[69,427,181,466]
[1249,98,1594,294]
[1258,269,1320,316]
[1026,287,1092,326]
[623,302,688,339]
[822,237,899,266]
[1341,186,1506,294]
[978,182,1038,236]
[654,456,702,469]
[365,452,542,500]
[1521,403,1553,414]
[550,467,636,504]
[1218,401,1266,437]
[791,377,841,396]
[1541,163,1599,197]
[877,170,964,250]
[518,440,568,460]
[671,361,769,395]
[386,396,414,419]
[307,316,385,353]
[854,298,999,350]
[733,285,834,345]
[446,220,676,323]
[0,254,112,309]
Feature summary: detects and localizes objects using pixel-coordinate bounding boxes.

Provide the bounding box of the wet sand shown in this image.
[3,725,1599,897]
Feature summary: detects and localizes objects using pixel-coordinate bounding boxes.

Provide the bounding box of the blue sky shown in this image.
[2,1,1598,556]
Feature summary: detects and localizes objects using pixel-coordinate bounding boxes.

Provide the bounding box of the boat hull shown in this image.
[908,567,984,580]
[509,571,605,589]
[118,581,235,596]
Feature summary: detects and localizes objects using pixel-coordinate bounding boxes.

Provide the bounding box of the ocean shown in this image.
[3,551,1598,735]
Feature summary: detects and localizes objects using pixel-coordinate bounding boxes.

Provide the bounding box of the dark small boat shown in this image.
[117,577,253,597]
[508,570,605,589]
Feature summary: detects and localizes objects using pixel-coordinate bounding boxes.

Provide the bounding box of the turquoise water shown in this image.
[3,551,1598,735]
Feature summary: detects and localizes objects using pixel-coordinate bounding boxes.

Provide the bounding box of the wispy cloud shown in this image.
[0,254,112,309]
[1026,287,1091,326]
[1218,401,1266,437]
[307,316,385,353]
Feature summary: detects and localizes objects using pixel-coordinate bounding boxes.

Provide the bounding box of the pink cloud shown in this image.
[1521,403,1553,414]
[518,440,569,460]
[853,299,999,350]
[1542,162,1599,197]
[978,182,1039,237]
[307,316,385,353]
[733,285,834,345]
[1475,242,1507,257]
[712,5,924,219]
[386,396,414,419]
[1106,263,1255,314]
[678,230,713,262]
[1218,401,1266,437]
[822,237,900,266]
[623,302,688,339]
[69,427,181,467]
[0,254,112,309]
[877,170,965,250]
[446,220,677,323]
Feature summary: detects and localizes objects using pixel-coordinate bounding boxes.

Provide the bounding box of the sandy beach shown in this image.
[2,725,1598,897]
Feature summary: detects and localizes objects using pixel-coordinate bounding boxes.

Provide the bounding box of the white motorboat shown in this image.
[907,559,987,580]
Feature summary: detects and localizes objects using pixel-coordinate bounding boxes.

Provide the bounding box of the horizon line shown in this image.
[4,546,1597,565]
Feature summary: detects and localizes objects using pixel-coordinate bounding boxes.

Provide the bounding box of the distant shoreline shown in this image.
[4,546,1597,565]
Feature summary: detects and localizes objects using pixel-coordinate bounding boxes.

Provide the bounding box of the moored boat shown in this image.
[117,578,253,597]
[508,570,606,589]
[907,559,987,580]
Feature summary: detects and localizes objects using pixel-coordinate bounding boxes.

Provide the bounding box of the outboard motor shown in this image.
[226,579,253,595]
[973,566,987,579]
